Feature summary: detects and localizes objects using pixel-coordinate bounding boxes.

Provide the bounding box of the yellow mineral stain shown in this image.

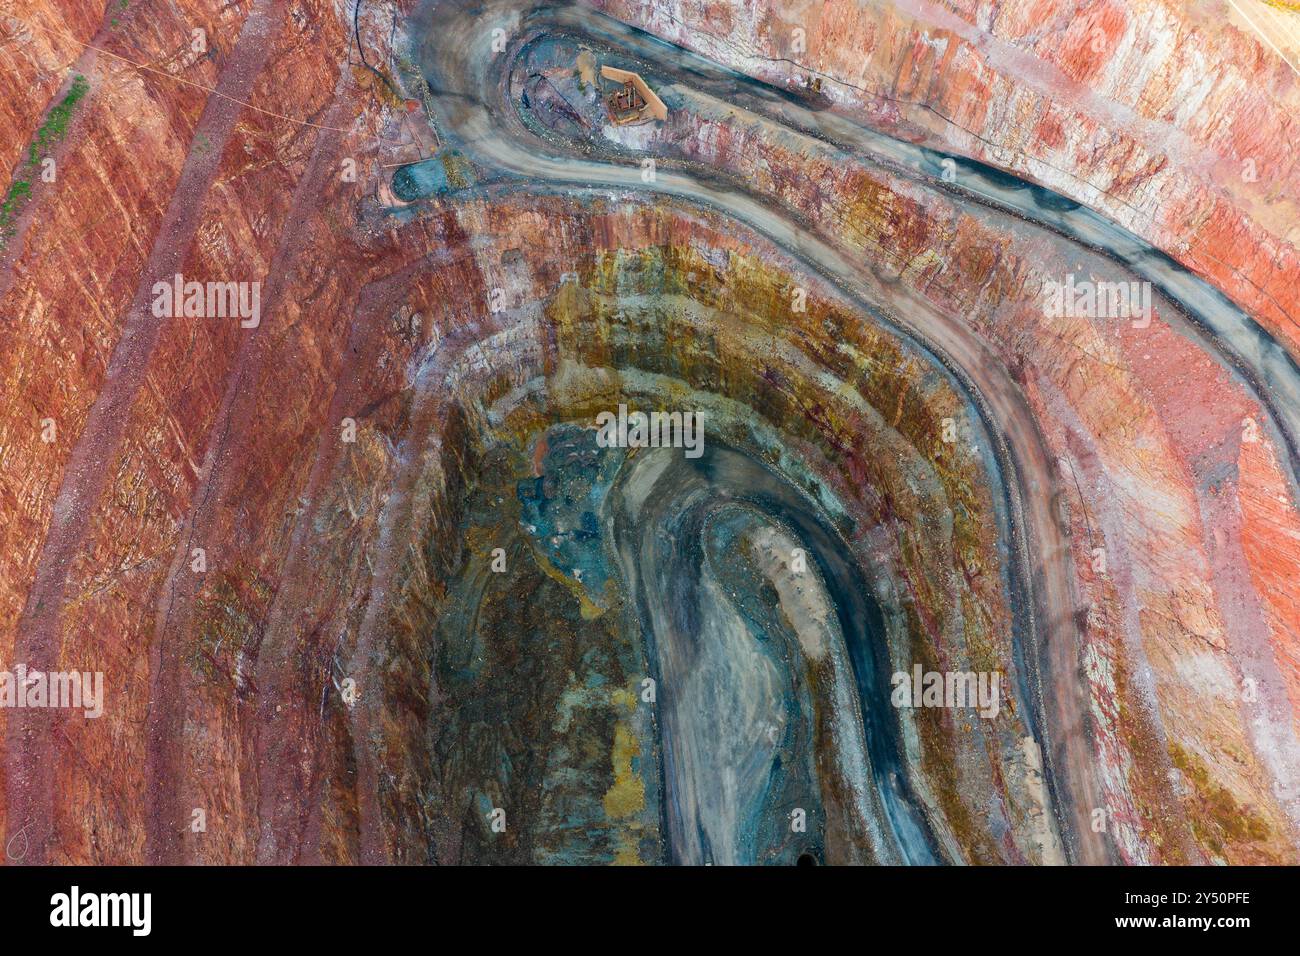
[528,545,606,619]
[603,721,646,866]
[603,722,645,820]
[611,687,637,713]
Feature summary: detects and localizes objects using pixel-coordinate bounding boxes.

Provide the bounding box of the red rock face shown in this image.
[0,0,1297,866]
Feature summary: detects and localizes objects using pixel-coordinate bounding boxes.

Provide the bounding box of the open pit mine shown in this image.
[0,0,1298,870]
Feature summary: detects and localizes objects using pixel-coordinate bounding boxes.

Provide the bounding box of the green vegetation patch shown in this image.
[29,74,91,165]
[0,74,90,240]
